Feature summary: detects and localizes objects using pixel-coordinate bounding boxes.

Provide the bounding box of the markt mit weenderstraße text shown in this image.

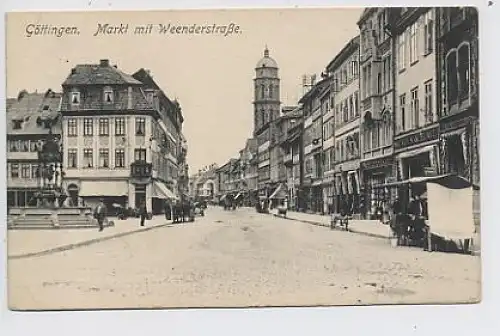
[92,23,242,37]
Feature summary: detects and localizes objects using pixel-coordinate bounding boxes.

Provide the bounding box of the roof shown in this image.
[62,60,142,86]
[326,35,360,72]
[256,46,278,69]
[7,90,62,136]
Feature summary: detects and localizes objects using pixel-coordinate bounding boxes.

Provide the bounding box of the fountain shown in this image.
[8,131,114,230]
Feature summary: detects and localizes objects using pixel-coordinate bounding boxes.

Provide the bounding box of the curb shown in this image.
[272,213,391,240]
[9,222,172,260]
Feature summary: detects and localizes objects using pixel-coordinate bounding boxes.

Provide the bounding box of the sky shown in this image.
[6,8,363,173]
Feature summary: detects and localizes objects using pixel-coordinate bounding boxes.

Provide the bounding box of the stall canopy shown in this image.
[269,183,287,199]
[153,181,178,200]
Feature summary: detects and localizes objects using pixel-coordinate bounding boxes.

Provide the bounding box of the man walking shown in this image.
[139,200,147,227]
[94,198,107,232]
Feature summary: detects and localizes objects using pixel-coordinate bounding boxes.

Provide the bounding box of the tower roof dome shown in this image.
[256,46,278,69]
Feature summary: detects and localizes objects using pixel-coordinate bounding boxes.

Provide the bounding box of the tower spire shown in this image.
[264,45,269,57]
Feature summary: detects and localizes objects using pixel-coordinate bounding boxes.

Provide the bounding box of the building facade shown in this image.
[328,36,362,216]
[253,47,281,200]
[393,8,440,203]
[299,78,329,213]
[436,7,480,244]
[60,59,187,215]
[358,8,398,218]
[7,89,62,208]
[240,138,259,206]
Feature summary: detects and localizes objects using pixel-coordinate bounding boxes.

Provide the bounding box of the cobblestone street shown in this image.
[8,207,480,310]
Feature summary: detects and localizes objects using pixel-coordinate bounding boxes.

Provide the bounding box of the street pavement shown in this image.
[8,206,481,310]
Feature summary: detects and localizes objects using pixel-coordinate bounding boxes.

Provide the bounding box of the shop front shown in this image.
[360,155,395,219]
[394,125,440,206]
[322,175,335,214]
[334,161,361,216]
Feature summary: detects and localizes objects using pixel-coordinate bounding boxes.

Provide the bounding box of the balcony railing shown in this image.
[130,160,153,178]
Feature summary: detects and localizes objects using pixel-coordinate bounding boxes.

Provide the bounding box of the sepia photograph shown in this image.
[5,7,481,310]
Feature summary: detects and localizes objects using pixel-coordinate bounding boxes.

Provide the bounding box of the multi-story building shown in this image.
[215,160,231,202]
[240,138,259,206]
[60,59,186,215]
[253,47,281,200]
[280,106,303,210]
[189,164,218,202]
[299,77,329,213]
[7,89,62,208]
[358,8,398,218]
[393,8,440,203]
[436,7,480,245]
[436,7,479,185]
[328,36,362,216]
[320,75,335,215]
[132,68,189,207]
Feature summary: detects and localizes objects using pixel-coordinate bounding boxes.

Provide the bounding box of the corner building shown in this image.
[60,59,186,214]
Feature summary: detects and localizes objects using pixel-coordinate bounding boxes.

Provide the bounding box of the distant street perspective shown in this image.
[8,206,480,309]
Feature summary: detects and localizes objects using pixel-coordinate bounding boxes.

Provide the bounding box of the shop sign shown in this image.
[360,156,393,171]
[394,126,439,150]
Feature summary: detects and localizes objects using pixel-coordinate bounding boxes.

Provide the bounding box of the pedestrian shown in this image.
[139,200,147,227]
[94,198,107,232]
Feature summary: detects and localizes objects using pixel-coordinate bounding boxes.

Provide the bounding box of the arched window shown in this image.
[458,42,471,100]
[269,84,273,99]
[261,84,265,99]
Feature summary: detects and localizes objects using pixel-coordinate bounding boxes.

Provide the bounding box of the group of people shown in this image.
[93,198,207,232]
[389,193,429,247]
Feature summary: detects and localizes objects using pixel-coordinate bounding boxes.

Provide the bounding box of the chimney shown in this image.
[100,59,110,67]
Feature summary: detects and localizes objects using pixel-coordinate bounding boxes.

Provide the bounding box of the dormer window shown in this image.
[71,91,80,105]
[104,87,114,103]
[146,91,154,104]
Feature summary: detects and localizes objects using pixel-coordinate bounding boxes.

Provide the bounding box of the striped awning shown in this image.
[79,181,128,197]
[153,180,178,200]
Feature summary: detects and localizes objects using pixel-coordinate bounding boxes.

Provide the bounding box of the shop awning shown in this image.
[235,192,243,199]
[396,145,435,159]
[373,174,479,190]
[79,181,128,197]
[269,184,287,199]
[153,180,178,200]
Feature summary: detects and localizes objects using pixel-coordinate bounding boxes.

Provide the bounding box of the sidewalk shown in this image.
[8,216,172,260]
[270,209,392,239]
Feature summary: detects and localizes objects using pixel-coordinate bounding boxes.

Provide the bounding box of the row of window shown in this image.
[66,148,147,169]
[255,83,279,101]
[323,147,335,172]
[334,91,360,126]
[444,42,472,112]
[397,10,434,71]
[69,87,155,106]
[331,56,359,93]
[397,80,434,133]
[336,133,360,163]
[361,56,392,100]
[364,121,392,151]
[9,163,38,179]
[8,139,40,153]
[67,117,146,137]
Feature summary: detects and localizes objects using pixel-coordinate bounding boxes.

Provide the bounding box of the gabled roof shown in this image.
[63,61,142,86]
[7,89,62,136]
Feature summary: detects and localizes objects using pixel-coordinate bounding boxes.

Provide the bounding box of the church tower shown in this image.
[253,46,281,136]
